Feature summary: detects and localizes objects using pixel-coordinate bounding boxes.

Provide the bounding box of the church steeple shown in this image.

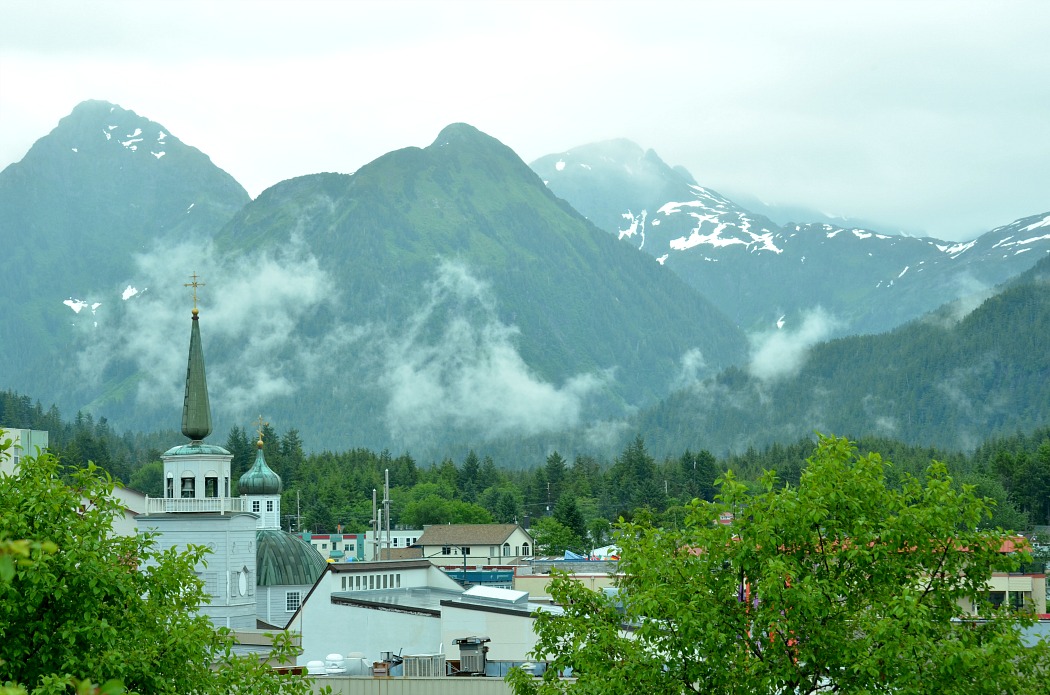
[181,273,212,442]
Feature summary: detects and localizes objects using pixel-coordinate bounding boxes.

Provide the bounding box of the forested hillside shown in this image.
[5,390,1048,550]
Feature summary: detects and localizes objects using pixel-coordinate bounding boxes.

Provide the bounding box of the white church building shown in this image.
[136,301,326,630]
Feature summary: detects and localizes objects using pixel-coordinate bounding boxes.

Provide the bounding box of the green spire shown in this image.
[181,307,212,441]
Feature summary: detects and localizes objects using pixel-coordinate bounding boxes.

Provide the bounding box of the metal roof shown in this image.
[257,529,328,586]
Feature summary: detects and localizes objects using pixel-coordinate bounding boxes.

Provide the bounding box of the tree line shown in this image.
[3,388,1049,556]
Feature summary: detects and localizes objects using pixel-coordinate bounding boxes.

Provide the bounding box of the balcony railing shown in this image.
[143,496,248,515]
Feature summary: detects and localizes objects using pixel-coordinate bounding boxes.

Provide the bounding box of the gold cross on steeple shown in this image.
[184,272,205,311]
[255,415,269,443]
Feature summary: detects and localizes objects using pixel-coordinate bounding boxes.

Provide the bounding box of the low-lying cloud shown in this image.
[747,308,839,381]
[378,259,607,444]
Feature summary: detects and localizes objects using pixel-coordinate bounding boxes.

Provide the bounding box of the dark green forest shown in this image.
[5,387,1049,556]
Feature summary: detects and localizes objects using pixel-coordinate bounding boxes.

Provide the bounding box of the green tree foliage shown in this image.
[0,435,320,695]
[511,435,1050,694]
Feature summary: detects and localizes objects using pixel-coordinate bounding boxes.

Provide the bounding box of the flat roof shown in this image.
[331,587,463,616]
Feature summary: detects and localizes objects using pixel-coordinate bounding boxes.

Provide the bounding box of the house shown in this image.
[414,524,534,566]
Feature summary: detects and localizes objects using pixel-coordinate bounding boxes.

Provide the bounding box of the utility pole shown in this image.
[384,469,391,559]
[372,488,378,561]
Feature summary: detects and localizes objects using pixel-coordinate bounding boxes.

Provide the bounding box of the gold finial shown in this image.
[255,415,268,448]
[184,272,205,313]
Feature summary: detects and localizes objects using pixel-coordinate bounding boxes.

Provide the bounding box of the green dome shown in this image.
[163,442,232,457]
[256,529,327,587]
[238,443,282,495]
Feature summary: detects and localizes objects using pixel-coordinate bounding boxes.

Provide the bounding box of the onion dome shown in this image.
[237,439,282,496]
[256,529,328,587]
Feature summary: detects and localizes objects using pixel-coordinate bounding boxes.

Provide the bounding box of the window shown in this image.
[348,542,355,552]
[266,500,274,512]
[355,576,361,590]
[224,477,230,497]
[321,543,327,550]
[503,543,510,557]
[252,500,261,513]
[461,547,471,556]
[369,575,374,590]
[490,545,496,557]
[342,576,347,590]
[396,573,401,588]
[285,591,301,612]
[334,542,340,550]
[166,476,174,499]
[181,477,195,498]
[204,476,218,498]
[442,546,452,556]
[393,537,399,547]
[522,543,530,556]
[383,574,388,589]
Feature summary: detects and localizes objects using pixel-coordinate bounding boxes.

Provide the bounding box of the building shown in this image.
[136,300,326,630]
[288,558,561,671]
[0,427,48,475]
[414,524,534,567]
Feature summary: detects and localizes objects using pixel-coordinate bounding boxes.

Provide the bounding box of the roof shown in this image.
[415,524,530,547]
[162,441,232,457]
[257,529,328,586]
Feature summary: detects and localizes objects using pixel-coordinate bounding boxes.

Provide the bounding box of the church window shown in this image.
[252,500,261,513]
[180,477,195,498]
[266,500,274,512]
[285,591,301,612]
[204,476,218,498]
[166,475,174,498]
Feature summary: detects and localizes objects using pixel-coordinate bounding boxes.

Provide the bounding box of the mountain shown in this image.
[56,122,748,455]
[532,140,1050,336]
[0,100,249,401]
[630,252,1050,458]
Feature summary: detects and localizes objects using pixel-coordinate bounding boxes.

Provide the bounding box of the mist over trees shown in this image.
[5,388,1050,539]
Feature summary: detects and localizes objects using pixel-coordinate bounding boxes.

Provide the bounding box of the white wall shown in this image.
[440,605,540,663]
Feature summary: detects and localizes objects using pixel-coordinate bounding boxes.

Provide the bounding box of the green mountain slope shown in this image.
[0,100,249,402]
[632,254,1050,457]
[195,124,748,452]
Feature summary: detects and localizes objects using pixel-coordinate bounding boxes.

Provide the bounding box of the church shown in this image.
[137,290,326,630]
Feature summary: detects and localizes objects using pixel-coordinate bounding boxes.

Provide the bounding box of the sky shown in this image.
[1,0,1048,241]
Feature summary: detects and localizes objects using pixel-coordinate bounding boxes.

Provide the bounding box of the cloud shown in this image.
[670,347,707,391]
[747,308,840,381]
[71,234,353,422]
[378,258,607,444]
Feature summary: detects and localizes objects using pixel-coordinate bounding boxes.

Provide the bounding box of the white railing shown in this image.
[143,496,248,515]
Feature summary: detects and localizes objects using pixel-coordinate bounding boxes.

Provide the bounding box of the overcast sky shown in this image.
[1,0,1047,241]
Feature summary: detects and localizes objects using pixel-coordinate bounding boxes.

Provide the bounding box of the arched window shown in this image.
[503,543,510,557]
[522,543,530,556]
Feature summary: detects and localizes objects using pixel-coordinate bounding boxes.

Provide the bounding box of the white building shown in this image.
[288,559,560,671]
[136,304,325,630]
[0,427,48,475]
[414,524,534,566]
